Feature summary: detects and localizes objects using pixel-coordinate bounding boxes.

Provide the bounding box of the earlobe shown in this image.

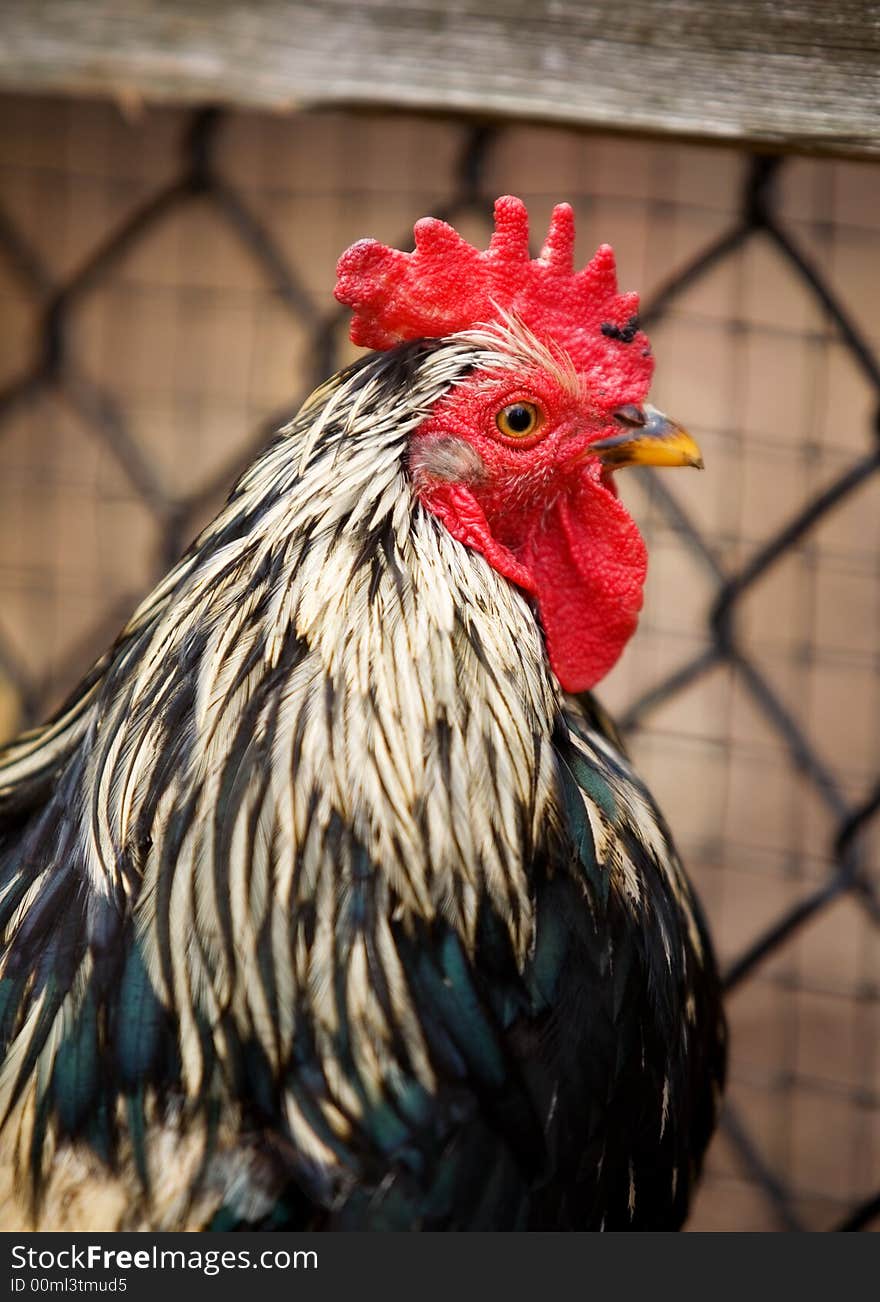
[409,436,488,486]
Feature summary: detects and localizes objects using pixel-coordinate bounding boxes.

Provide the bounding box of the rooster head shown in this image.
[335,196,702,692]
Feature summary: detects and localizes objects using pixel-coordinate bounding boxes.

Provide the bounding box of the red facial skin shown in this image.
[411,366,647,693]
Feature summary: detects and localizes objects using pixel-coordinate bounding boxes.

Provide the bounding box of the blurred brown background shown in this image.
[0,90,877,1231]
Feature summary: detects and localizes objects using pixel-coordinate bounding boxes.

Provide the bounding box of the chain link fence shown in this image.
[0,100,877,1231]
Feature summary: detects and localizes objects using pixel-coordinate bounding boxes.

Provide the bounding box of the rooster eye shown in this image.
[496,402,541,439]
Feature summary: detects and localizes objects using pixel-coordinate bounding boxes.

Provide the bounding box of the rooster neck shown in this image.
[239,356,564,955]
[288,504,561,933]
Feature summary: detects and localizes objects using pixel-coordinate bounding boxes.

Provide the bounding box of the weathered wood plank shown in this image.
[0,1,878,156]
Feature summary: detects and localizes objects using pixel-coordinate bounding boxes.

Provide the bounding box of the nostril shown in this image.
[612,405,647,428]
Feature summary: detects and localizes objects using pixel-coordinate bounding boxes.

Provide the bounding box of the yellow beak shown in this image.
[591,404,704,470]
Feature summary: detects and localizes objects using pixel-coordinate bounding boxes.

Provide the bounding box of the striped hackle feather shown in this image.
[0,324,724,1230]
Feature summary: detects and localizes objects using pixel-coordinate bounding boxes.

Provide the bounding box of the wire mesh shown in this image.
[0,99,877,1231]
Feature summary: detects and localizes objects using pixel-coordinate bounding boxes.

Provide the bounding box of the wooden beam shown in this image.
[0,1,878,157]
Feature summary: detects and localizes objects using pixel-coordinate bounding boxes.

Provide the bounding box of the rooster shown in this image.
[0,197,724,1231]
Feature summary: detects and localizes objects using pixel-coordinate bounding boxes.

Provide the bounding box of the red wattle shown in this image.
[419,474,647,693]
[520,476,647,691]
[419,483,537,596]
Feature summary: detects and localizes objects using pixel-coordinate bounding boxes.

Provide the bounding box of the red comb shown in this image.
[334,195,653,406]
